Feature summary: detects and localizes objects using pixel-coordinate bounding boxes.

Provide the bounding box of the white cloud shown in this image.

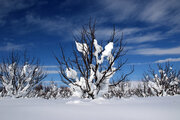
[140,0,180,23]
[95,27,142,41]
[99,0,180,35]
[140,0,168,23]
[0,0,36,24]
[121,28,141,36]
[42,65,57,68]
[155,57,180,63]
[45,70,59,74]
[26,14,74,36]
[126,44,153,51]
[95,28,116,40]
[101,0,180,25]
[126,32,164,43]
[128,62,152,66]
[42,65,59,74]
[0,42,24,51]
[101,0,140,21]
[95,27,167,44]
[129,57,180,65]
[132,46,180,55]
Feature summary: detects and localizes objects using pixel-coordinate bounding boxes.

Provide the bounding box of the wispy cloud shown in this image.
[129,57,180,65]
[101,0,180,25]
[120,28,142,36]
[100,0,140,22]
[131,46,180,55]
[42,65,59,74]
[140,0,180,24]
[128,62,152,66]
[25,14,74,36]
[126,32,164,43]
[1,0,179,43]
[155,57,180,63]
[95,27,143,41]
[95,28,118,40]
[0,42,24,51]
[0,0,37,25]
[126,44,153,51]
[45,70,59,74]
[140,0,168,23]
[99,0,180,37]
[42,65,57,68]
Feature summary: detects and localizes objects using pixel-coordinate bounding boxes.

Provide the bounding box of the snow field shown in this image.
[0,96,180,120]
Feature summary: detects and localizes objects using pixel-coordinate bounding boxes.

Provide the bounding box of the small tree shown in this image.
[143,63,180,96]
[0,51,47,98]
[55,20,133,99]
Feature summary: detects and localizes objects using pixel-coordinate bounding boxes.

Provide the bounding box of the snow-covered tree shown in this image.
[55,20,133,99]
[0,51,46,98]
[108,82,132,98]
[43,82,72,99]
[108,81,148,98]
[144,63,180,96]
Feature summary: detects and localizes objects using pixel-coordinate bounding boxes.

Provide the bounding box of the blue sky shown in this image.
[0,0,180,83]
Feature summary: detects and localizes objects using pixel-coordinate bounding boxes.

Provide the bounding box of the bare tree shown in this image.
[55,20,133,99]
[0,51,47,98]
[143,63,180,96]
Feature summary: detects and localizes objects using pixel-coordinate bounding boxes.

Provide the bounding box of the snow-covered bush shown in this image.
[143,63,180,96]
[107,81,142,98]
[27,82,72,99]
[132,81,154,97]
[107,81,160,98]
[0,51,46,98]
[107,82,132,98]
[55,20,133,99]
[41,82,72,99]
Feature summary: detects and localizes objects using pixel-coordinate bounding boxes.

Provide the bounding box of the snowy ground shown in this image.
[0,96,180,120]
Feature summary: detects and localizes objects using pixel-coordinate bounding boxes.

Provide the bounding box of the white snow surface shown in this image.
[0,96,180,120]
